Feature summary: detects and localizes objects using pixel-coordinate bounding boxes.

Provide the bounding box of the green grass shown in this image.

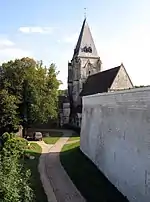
[24,143,47,202]
[60,142,129,202]
[43,131,63,144]
[43,136,60,144]
[67,131,80,142]
[27,142,41,153]
[67,136,80,142]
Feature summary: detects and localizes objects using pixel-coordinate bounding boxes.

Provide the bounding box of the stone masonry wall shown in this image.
[110,66,133,90]
[80,87,150,202]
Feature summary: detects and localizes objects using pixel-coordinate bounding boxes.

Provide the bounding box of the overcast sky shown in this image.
[0,0,150,89]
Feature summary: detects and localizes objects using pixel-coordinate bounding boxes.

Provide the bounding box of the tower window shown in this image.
[89,71,91,75]
[81,46,92,53]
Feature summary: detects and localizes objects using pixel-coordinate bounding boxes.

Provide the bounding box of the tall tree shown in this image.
[0,57,61,134]
[0,89,20,134]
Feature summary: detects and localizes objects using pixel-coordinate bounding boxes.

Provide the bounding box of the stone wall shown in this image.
[110,65,133,90]
[62,102,70,124]
[80,87,150,202]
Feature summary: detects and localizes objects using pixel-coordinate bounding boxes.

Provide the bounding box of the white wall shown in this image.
[80,87,150,202]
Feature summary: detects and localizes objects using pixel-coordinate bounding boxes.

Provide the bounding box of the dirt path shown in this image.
[37,131,85,202]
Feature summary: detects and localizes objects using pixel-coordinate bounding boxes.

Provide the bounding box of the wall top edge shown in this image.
[83,87,150,99]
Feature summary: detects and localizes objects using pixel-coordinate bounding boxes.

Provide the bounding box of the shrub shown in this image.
[0,154,34,202]
[1,132,15,144]
[1,134,28,158]
[0,133,34,202]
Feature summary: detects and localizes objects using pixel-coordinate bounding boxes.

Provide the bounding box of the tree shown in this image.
[0,89,20,134]
[26,62,60,124]
[0,57,61,134]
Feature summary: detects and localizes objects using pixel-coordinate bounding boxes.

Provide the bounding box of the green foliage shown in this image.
[58,89,68,96]
[0,133,34,202]
[2,137,28,157]
[0,90,20,133]
[0,155,33,202]
[26,63,60,123]
[1,132,14,144]
[24,143,47,202]
[0,57,61,133]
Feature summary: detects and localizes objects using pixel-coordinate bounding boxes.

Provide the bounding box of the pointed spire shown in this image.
[84,8,87,19]
[73,18,99,58]
[121,62,124,67]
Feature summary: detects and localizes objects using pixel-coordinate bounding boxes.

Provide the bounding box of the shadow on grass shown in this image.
[24,141,128,202]
[23,150,48,202]
[60,143,129,202]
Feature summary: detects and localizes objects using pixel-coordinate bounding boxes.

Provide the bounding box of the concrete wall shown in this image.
[80,87,150,202]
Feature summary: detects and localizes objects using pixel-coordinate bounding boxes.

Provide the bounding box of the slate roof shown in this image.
[80,66,121,96]
[73,18,99,58]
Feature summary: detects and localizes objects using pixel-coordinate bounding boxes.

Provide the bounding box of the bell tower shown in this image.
[68,18,102,124]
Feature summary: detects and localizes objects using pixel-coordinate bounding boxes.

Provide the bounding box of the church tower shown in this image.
[68,18,102,125]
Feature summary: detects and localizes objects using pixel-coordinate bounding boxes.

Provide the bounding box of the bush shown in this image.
[1,132,15,144]
[0,155,34,202]
[0,133,34,202]
[1,136,28,158]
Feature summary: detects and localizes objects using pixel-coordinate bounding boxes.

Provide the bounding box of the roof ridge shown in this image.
[87,65,121,79]
[73,19,86,57]
[100,65,121,73]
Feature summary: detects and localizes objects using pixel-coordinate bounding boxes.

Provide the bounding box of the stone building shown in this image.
[67,18,102,126]
[59,18,133,127]
[58,95,70,127]
[80,64,133,96]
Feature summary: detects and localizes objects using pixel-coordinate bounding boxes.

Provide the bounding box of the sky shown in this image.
[0,0,150,89]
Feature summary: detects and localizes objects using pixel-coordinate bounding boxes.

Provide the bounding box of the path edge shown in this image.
[38,144,57,202]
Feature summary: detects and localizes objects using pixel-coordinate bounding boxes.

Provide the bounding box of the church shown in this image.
[59,18,133,127]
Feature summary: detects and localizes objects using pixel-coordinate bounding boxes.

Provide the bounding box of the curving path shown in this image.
[37,131,85,202]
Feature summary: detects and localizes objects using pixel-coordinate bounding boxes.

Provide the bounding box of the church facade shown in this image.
[59,18,133,127]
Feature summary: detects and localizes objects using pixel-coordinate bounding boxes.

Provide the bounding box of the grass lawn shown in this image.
[67,136,80,142]
[60,141,129,202]
[43,131,63,144]
[43,136,60,144]
[24,143,47,202]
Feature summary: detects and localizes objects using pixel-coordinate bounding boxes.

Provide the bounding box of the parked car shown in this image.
[33,132,43,141]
